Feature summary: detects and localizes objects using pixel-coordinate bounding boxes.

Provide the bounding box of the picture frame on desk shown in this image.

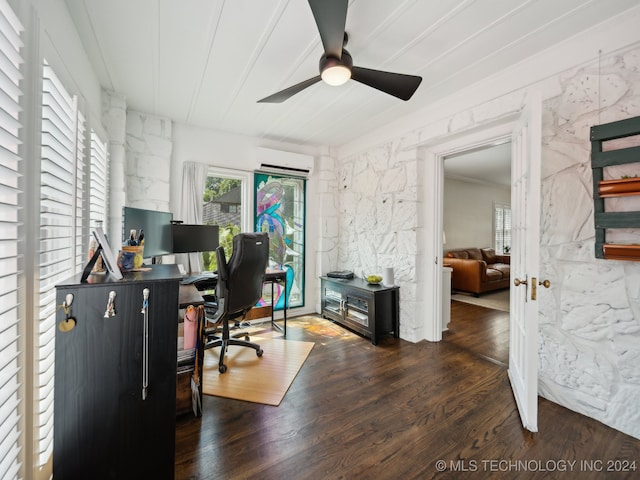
[92,226,123,280]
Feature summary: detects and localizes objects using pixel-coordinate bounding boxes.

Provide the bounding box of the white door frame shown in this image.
[420,116,519,341]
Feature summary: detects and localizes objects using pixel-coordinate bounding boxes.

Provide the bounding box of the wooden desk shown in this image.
[179,283,204,308]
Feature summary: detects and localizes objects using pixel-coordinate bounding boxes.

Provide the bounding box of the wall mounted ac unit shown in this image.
[255,147,314,177]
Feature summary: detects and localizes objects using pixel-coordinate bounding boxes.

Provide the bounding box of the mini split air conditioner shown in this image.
[255,147,314,177]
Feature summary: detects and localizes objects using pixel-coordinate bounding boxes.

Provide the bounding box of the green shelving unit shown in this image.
[591,115,640,260]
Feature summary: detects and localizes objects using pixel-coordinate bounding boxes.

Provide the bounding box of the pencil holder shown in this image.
[118,245,144,271]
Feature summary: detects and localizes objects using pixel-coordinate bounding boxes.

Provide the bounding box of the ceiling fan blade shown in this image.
[308,0,348,58]
[257,75,322,103]
[351,66,422,101]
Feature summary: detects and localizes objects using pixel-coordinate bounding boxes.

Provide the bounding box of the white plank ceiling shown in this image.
[64,0,638,148]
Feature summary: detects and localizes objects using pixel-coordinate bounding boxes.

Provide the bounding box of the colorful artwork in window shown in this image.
[254,172,306,309]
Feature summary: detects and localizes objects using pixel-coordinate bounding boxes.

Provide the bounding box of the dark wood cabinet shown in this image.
[54,265,181,479]
[320,276,399,345]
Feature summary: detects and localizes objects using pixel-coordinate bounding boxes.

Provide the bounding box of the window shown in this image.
[254,172,306,309]
[89,129,109,231]
[495,203,511,254]
[0,3,24,478]
[202,172,246,270]
[37,60,84,467]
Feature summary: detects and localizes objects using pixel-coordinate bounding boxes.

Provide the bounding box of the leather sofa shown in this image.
[444,247,510,295]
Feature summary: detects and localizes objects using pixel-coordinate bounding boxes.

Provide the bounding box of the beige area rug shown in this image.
[202,334,314,406]
[451,289,510,312]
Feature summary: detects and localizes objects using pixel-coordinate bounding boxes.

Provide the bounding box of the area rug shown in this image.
[451,289,510,312]
[202,336,314,406]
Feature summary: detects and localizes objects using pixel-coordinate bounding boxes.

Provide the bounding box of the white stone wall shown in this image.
[102,90,127,245]
[125,110,173,212]
[337,141,421,340]
[335,44,640,438]
[538,47,640,439]
[313,154,339,312]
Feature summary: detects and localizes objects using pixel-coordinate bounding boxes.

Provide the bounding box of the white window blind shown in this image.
[89,129,108,230]
[495,204,512,254]
[0,2,24,479]
[38,61,83,467]
[74,111,86,272]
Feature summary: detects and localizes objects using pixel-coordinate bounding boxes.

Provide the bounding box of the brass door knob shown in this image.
[514,278,527,286]
[539,279,551,288]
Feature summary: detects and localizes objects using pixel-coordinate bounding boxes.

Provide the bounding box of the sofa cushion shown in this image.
[491,263,510,277]
[484,268,503,282]
[467,248,483,260]
[446,250,469,259]
[481,248,497,264]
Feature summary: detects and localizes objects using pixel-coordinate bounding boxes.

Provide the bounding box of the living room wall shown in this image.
[443,177,510,251]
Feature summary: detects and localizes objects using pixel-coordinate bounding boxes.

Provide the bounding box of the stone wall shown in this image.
[336,142,420,340]
[125,110,173,212]
[334,44,640,438]
[538,47,640,439]
[102,90,127,244]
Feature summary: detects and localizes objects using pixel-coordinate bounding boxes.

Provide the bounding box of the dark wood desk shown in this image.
[179,283,204,308]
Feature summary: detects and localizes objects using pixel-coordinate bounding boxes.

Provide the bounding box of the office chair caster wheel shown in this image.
[257,349,263,357]
[219,364,227,373]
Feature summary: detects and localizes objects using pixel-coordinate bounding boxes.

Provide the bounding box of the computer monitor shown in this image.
[122,206,173,259]
[171,224,219,253]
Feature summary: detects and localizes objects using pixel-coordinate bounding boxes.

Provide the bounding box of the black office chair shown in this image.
[203,232,269,373]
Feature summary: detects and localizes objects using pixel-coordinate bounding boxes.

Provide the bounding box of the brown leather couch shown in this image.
[444,247,510,295]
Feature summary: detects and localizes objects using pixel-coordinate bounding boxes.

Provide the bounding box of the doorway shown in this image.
[442,142,512,364]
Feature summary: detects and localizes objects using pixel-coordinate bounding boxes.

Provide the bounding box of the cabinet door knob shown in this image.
[514,278,527,286]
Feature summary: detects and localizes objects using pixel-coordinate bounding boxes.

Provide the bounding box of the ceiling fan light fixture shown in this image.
[319,52,353,86]
[321,64,351,86]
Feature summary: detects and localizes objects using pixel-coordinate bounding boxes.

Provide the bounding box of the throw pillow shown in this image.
[481,248,497,264]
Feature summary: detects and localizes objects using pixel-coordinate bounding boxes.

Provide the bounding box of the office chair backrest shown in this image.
[216,232,269,317]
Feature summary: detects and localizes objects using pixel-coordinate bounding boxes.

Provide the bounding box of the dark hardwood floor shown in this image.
[175,310,640,479]
[444,299,510,366]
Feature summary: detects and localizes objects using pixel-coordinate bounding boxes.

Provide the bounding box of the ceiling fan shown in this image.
[257,0,422,103]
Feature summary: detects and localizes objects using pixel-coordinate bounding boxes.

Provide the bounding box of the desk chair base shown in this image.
[204,336,263,373]
[204,318,263,373]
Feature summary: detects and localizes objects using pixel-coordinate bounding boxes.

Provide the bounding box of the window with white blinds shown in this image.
[38,61,84,466]
[494,203,512,254]
[0,2,24,479]
[73,111,86,272]
[89,129,108,230]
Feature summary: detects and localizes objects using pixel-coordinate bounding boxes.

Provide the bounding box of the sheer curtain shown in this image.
[180,161,208,273]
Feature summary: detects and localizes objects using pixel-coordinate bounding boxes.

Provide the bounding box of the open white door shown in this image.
[509,92,542,432]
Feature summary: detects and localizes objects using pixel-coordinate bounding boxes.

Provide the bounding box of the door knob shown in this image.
[514,278,527,286]
[539,279,551,288]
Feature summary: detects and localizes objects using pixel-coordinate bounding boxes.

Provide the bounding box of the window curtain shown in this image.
[180,161,208,272]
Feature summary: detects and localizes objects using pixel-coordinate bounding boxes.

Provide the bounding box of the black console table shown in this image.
[320,276,400,345]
